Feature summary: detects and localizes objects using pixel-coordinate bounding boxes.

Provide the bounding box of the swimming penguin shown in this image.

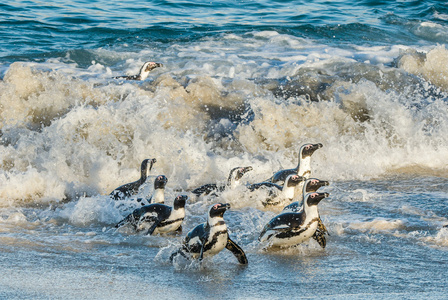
[259,192,329,248]
[248,174,304,207]
[266,143,323,184]
[192,166,253,197]
[115,195,187,235]
[110,158,157,200]
[170,203,248,264]
[145,175,168,205]
[114,61,163,81]
[283,178,330,248]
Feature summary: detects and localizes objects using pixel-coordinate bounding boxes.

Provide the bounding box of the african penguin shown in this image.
[114,61,163,81]
[283,178,330,248]
[248,174,304,207]
[192,166,253,197]
[110,158,157,200]
[115,195,187,235]
[170,203,248,264]
[259,192,329,248]
[266,143,323,184]
[144,175,168,205]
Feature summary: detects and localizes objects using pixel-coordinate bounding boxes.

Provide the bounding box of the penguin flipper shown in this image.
[226,238,248,264]
[199,243,205,261]
[312,230,327,248]
[115,213,135,229]
[317,217,329,236]
[144,221,160,235]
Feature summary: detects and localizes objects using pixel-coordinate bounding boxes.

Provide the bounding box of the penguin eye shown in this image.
[213,204,220,210]
[305,145,311,150]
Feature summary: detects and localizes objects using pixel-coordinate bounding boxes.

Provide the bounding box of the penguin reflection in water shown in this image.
[110,158,157,200]
[170,203,248,265]
[192,166,253,197]
[115,195,188,235]
[114,61,163,81]
[259,192,329,248]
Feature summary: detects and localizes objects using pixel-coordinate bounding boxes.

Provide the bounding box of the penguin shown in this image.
[259,192,329,248]
[170,203,248,264]
[115,195,187,235]
[145,175,168,205]
[110,158,157,200]
[282,178,330,248]
[114,61,163,81]
[266,143,323,184]
[192,166,253,197]
[248,174,304,207]
[282,178,329,212]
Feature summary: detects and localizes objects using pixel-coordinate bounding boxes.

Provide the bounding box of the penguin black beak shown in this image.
[145,62,163,72]
[223,203,231,210]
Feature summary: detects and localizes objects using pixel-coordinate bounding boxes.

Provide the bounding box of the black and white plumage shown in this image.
[171,203,248,264]
[266,143,323,184]
[283,178,329,212]
[192,166,253,197]
[114,61,163,81]
[115,195,187,235]
[259,192,329,248]
[110,158,157,200]
[146,175,168,205]
[283,178,330,248]
[248,174,304,207]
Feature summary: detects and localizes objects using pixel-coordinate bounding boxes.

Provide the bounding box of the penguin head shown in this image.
[209,203,230,218]
[234,166,253,181]
[300,143,323,159]
[154,175,168,189]
[305,192,329,207]
[142,158,157,175]
[173,195,188,209]
[305,178,329,193]
[285,174,304,187]
[139,61,163,79]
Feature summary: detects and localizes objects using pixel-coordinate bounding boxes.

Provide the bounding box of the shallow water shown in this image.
[1,0,448,299]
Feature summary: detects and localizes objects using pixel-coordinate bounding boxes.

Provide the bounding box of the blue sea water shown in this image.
[1,1,448,299]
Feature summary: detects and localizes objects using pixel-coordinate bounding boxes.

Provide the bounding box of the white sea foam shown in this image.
[1,38,448,206]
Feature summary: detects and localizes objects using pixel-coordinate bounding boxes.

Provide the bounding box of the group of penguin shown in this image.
[109,142,329,265]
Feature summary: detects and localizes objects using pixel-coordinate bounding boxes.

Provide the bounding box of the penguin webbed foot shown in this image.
[174,225,182,234]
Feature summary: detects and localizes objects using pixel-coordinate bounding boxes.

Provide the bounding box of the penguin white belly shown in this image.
[153,210,185,234]
[153,219,182,234]
[205,230,228,256]
[269,220,318,247]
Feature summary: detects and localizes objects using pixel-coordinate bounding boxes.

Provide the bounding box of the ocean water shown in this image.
[1,0,448,299]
